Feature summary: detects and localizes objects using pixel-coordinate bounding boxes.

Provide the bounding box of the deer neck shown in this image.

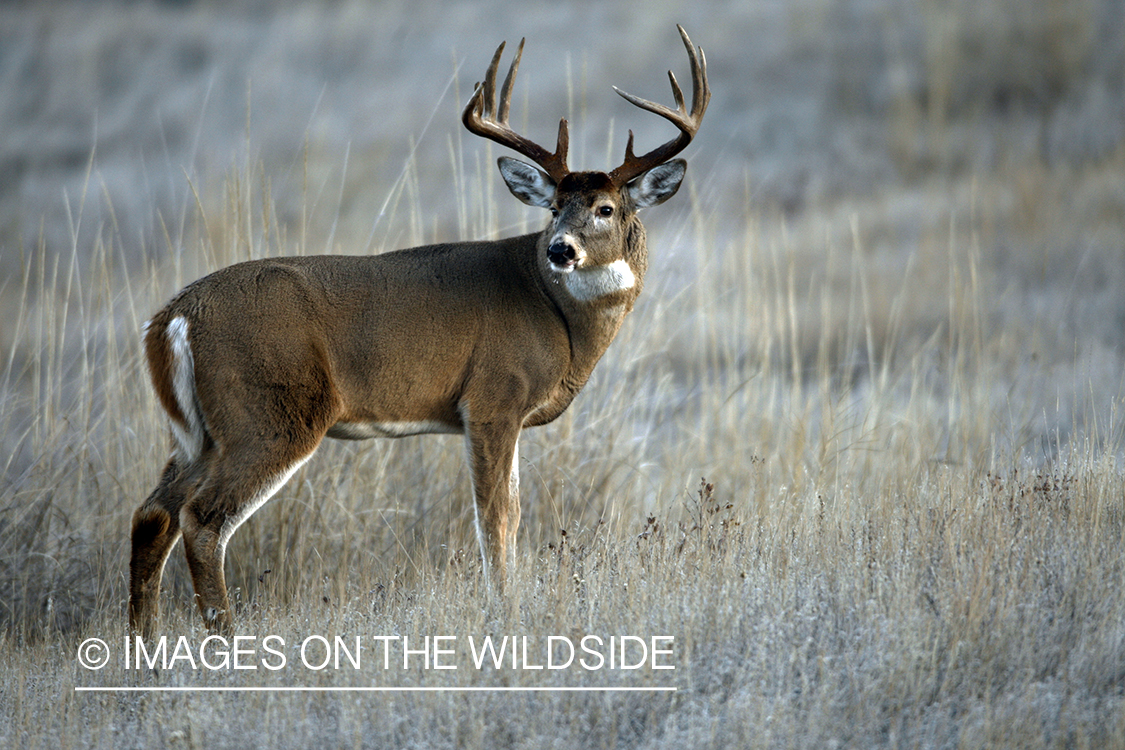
[535,218,648,390]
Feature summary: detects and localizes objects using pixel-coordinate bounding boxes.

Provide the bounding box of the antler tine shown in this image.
[481,41,506,121]
[669,70,685,113]
[608,24,711,186]
[496,39,522,124]
[462,39,570,182]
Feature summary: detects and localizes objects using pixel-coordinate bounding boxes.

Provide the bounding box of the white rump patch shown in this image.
[564,259,636,301]
[166,316,205,461]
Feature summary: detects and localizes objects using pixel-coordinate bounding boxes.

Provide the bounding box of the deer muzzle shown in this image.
[547,239,581,271]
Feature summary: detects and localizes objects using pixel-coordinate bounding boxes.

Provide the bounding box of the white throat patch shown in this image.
[564,259,636,301]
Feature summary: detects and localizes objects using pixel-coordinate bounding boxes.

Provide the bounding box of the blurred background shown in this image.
[3,0,1122,261]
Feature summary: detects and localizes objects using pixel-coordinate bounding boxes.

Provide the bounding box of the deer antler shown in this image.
[608,25,710,186]
[462,39,571,183]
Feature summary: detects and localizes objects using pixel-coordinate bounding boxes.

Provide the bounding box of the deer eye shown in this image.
[598,205,614,217]
[549,207,559,218]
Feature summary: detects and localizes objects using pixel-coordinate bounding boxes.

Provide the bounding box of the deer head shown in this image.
[463,25,709,279]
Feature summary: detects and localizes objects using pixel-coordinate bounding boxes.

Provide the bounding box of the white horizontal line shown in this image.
[76,686,676,693]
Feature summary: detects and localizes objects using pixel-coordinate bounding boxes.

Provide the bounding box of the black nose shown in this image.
[547,242,577,266]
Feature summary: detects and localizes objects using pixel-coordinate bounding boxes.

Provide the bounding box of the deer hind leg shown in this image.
[130,456,202,638]
[463,415,522,590]
[179,447,314,633]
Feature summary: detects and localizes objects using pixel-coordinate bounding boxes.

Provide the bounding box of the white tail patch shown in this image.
[565,259,636,301]
[166,316,205,461]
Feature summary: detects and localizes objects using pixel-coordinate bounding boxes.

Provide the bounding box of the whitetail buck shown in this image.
[129,25,709,635]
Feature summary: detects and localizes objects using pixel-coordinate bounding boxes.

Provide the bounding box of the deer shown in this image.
[129,25,709,636]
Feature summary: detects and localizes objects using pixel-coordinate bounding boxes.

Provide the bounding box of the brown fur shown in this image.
[130,220,651,635]
[130,27,706,635]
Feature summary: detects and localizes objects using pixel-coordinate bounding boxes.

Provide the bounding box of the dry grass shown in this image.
[2,1,1125,748]
[2,147,1123,747]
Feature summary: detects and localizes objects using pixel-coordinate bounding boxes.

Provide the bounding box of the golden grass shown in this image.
[2,2,1125,742]
[1,133,1123,747]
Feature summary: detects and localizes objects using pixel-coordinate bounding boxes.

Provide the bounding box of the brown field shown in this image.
[2,1,1124,747]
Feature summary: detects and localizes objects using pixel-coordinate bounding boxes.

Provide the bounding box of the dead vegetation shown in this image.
[1,1,1124,748]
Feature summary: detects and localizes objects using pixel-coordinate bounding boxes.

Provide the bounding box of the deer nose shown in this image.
[547,241,577,267]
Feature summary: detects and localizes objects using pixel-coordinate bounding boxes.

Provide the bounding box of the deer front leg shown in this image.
[463,417,521,589]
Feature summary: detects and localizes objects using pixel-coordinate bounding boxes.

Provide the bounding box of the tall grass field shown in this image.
[2,1,1124,747]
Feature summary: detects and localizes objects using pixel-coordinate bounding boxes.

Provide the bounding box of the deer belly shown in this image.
[326,420,461,440]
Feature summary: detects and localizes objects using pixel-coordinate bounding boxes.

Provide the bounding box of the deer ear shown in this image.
[498,157,557,208]
[627,159,686,208]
